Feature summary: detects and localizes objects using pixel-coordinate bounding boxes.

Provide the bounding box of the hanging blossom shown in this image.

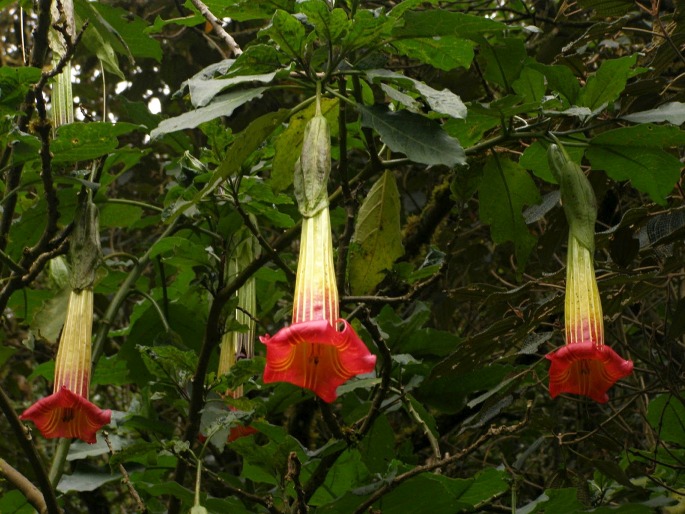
[215,233,258,441]
[20,288,111,443]
[546,142,633,403]
[261,94,376,402]
[21,200,111,443]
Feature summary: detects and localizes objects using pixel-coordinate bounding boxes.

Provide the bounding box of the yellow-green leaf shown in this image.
[348,170,404,294]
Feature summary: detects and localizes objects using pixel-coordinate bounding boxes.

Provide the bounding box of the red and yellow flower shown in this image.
[20,288,111,443]
[261,98,376,402]
[546,142,632,403]
[546,236,633,403]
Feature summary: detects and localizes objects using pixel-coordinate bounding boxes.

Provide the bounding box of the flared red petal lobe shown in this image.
[20,386,112,444]
[261,319,377,403]
[546,343,633,403]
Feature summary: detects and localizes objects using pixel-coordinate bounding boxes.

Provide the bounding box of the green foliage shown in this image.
[348,170,404,294]
[1,0,684,512]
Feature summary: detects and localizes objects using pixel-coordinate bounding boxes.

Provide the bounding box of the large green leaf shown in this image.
[392,10,507,39]
[359,106,465,166]
[92,3,162,61]
[577,0,635,16]
[52,122,141,163]
[57,471,120,493]
[586,124,685,204]
[528,62,580,105]
[577,54,638,110]
[164,109,290,224]
[366,69,467,119]
[349,170,404,295]
[150,87,267,139]
[263,10,305,60]
[186,70,282,108]
[479,155,540,268]
[391,36,475,71]
[297,1,349,43]
[480,38,527,89]
[0,67,41,114]
[647,394,685,446]
[623,101,685,125]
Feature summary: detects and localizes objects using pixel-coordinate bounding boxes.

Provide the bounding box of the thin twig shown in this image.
[168,225,299,514]
[352,402,533,514]
[0,386,61,514]
[0,457,48,514]
[188,0,242,56]
[358,309,393,437]
[104,432,147,512]
[286,452,308,514]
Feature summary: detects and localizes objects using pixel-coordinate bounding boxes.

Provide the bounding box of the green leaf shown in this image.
[586,124,685,204]
[376,473,472,513]
[263,10,305,60]
[393,10,507,39]
[391,36,476,71]
[512,67,545,105]
[623,101,685,125]
[578,54,638,110]
[444,112,499,149]
[91,3,162,61]
[458,468,509,507]
[272,98,338,191]
[149,236,213,267]
[577,0,635,17]
[186,70,281,108]
[519,140,585,184]
[348,170,404,294]
[99,202,144,228]
[647,394,685,446]
[518,488,585,514]
[150,87,267,139]
[310,450,370,506]
[359,106,465,166]
[480,38,527,89]
[51,122,140,164]
[92,355,131,386]
[164,109,290,225]
[57,471,120,493]
[479,156,540,268]
[342,9,392,52]
[0,67,41,114]
[31,288,69,343]
[0,491,35,514]
[359,415,395,474]
[366,69,467,119]
[529,62,580,105]
[297,1,349,43]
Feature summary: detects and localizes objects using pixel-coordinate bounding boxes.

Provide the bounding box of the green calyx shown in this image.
[548,142,597,253]
[69,196,102,290]
[294,92,331,218]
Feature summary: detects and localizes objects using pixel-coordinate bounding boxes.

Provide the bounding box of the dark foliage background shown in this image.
[0,0,684,512]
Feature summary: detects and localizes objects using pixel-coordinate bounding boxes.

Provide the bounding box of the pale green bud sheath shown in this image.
[548,143,597,253]
[293,85,331,218]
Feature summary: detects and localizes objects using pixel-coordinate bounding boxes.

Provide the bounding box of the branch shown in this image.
[0,457,47,514]
[286,452,308,514]
[352,402,533,514]
[188,0,242,56]
[168,225,299,514]
[334,77,356,294]
[0,0,54,257]
[104,432,146,512]
[0,385,61,514]
[358,309,393,437]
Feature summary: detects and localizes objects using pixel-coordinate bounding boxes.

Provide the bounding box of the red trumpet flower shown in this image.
[21,289,111,443]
